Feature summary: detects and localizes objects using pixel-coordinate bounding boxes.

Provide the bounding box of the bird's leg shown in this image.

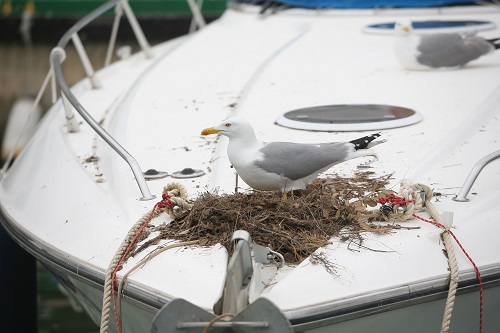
[234,171,239,193]
[282,180,289,200]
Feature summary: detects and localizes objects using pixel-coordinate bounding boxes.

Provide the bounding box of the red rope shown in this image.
[111,194,175,333]
[413,213,483,333]
[377,194,483,332]
[377,194,414,206]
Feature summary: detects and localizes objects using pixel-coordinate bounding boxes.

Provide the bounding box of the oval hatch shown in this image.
[364,20,495,35]
[276,104,422,131]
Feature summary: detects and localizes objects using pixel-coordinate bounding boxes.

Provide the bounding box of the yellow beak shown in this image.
[402,26,410,33]
[201,126,221,135]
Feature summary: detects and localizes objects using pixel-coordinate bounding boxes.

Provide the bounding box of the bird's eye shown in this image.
[225,123,232,128]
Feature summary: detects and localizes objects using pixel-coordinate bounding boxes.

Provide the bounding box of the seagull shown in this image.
[394,19,500,70]
[201,117,384,196]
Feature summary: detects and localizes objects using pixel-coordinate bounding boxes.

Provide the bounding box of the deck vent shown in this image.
[276,104,422,131]
[171,168,205,179]
[143,169,168,180]
[364,20,495,35]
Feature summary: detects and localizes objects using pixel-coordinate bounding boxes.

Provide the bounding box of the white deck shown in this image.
[1,3,499,330]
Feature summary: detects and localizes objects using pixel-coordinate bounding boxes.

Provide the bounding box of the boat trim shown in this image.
[1,203,498,329]
[290,272,500,331]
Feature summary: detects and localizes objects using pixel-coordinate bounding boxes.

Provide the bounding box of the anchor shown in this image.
[151,230,293,332]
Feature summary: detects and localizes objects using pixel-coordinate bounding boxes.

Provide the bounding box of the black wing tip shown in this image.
[487,37,500,50]
[350,132,382,150]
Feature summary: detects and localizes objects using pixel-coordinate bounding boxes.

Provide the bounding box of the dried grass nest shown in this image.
[135,172,408,264]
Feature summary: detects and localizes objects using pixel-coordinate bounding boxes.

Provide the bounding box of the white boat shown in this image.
[1,0,499,332]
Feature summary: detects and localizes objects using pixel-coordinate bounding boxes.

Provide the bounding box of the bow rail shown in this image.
[50,0,155,200]
[3,0,206,199]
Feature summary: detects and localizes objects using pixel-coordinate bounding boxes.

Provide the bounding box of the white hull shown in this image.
[1,1,499,332]
[26,253,500,332]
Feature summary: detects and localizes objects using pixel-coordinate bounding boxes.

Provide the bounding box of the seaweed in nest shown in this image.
[144,172,398,264]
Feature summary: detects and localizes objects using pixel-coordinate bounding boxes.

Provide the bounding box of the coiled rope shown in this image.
[379,179,482,333]
[99,183,192,333]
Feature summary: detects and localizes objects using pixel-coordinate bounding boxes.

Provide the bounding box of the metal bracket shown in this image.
[151,298,293,333]
[212,230,285,315]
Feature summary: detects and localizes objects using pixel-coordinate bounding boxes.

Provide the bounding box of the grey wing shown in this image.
[417,34,492,67]
[254,142,352,181]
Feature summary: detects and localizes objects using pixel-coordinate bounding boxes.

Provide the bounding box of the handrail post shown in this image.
[120,0,153,58]
[71,32,101,89]
[51,47,80,133]
[453,150,500,202]
[105,3,124,67]
[187,0,207,32]
[61,94,81,133]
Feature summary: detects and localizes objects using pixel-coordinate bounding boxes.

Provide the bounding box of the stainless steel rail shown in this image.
[453,150,500,202]
[50,0,155,200]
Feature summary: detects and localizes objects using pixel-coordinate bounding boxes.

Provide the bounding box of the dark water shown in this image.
[0,222,96,332]
[38,265,98,333]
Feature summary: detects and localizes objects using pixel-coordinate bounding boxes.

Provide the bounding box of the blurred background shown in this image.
[0,0,226,142]
[0,1,224,331]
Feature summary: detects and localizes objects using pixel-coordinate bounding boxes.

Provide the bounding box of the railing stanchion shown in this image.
[453,150,500,202]
[120,0,153,58]
[105,3,124,67]
[71,33,101,89]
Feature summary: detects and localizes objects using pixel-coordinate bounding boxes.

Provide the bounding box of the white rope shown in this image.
[392,179,431,220]
[436,213,458,333]
[162,183,193,218]
[395,179,459,333]
[99,183,192,333]
[99,207,158,333]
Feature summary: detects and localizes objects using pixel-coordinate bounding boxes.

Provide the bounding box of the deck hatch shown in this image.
[276,104,422,131]
[364,20,496,35]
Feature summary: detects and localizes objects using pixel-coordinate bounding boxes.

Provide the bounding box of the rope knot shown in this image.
[388,178,432,220]
[375,179,433,221]
[377,194,414,217]
[157,194,175,209]
[161,183,193,218]
[377,194,414,206]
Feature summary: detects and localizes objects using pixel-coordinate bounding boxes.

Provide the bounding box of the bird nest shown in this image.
[137,171,403,264]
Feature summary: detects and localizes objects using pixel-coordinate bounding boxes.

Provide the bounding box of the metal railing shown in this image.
[453,150,500,202]
[50,0,155,200]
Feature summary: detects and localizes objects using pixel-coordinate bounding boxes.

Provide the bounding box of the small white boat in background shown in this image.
[2,96,41,160]
[2,0,41,162]
[1,0,499,332]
